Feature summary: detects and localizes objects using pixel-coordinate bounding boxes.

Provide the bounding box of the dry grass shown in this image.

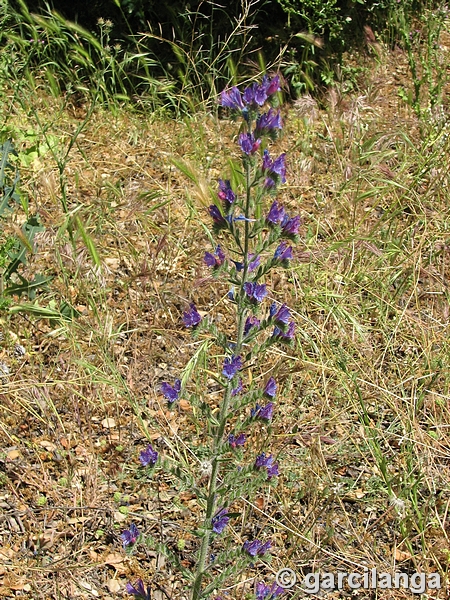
[1,45,450,599]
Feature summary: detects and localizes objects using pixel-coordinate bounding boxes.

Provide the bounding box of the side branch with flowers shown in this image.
[123,75,300,600]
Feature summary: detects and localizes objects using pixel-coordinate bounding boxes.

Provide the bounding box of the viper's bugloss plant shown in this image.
[123,74,299,600]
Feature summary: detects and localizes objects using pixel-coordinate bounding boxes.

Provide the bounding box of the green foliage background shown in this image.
[1,0,430,109]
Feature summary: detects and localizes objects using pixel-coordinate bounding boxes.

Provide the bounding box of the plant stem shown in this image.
[190,160,252,600]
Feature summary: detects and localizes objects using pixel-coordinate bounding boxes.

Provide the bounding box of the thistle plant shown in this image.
[122,75,299,600]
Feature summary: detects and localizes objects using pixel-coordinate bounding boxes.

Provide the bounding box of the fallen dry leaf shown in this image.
[6,449,20,460]
[107,578,121,593]
[103,552,124,566]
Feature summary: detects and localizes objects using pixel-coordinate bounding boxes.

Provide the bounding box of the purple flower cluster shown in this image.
[281,215,301,236]
[228,433,246,448]
[161,379,181,403]
[255,582,284,600]
[209,204,228,229]
[204,245,226,268]
[270,303,290,326]
[139,444,158,467]
[266,200,286,224]
[222,355,243,379]
[262,150,287,186]
[220,75,281,111]
[243,538,272,557]
[273,321,296,340]
[274,241,293,262]
[255,452,279,478]
[266,200,301,237]
[218,179,236,204]
[244,282,267,303]
[183,303,202,327]
[264,377,277,397]
[211,507,230,534]
[239,132,261,156]
[121,523,139,547]
[244,315,261,336]
[126,579,151,600]
[255,109,283,135]
[251,402,274,421]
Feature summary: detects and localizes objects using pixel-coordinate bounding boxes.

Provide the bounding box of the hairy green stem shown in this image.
[190,160,253,600]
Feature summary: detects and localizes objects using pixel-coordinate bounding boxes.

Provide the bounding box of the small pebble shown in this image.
[14,344,26,358]
[0,361,10,385]
[0,361,10,375]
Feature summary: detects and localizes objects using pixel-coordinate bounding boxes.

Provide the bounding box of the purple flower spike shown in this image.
[182,303,201,327]
[244,282,267,303]
[209,205,228,229]
[244,315,260,336]
[161,379,181,403]
[264,377,277,398]
[239,132,261,155]
[269,302,278,318]
[256,582,284,600]
[281,215,301,236]
[218,179,236,204]
[267,200,287,225]
[243,539,272,557]
[212,507,230,534]
[222,355,243,379]
[121,523,139,547]
[274,241,293,261]
[139,444,158,467]
[220,86,245,110]
[228,433,246,448]
[126,579,151,599]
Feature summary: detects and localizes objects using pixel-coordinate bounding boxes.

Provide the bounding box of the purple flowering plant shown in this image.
[124,74,298,600]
